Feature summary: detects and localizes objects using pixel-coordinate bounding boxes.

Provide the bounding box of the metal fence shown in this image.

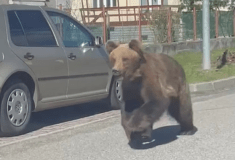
[64,5,235,44]
[181,10,234,41]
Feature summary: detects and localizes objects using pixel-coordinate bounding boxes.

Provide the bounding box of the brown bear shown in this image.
[106,39,197,144]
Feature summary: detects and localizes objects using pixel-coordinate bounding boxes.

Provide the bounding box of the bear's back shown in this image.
[141,53,186,97]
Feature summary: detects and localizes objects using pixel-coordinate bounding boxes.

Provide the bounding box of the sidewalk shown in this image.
[189,76,235,93]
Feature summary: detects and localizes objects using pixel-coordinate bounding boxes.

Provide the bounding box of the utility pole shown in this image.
[203,0,211,70]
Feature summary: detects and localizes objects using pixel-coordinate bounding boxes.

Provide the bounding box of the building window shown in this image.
[93,0,97,8]
[113,0,116,6]
[152,0,159,5]
[141,0,147,6]
[100,0,103,7]
[107,0,110,7]
[107,0,117,7]
[141,0,161,5]
[93,0,117,8]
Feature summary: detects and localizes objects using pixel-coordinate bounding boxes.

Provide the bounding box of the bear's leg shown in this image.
[122,116,152,143]
[128,100,168,138]
[123,125,132,142]
[177,84,197,135]
[140,124,153,139]
[121,111,133,142]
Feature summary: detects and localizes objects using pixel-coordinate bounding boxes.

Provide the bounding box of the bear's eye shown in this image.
[123,58,129,62]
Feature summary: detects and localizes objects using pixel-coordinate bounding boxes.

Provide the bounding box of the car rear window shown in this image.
[8,10,57,47]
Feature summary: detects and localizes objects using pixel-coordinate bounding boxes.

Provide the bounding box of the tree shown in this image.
[65,0,82,20]
[179,0,235,11]
[143,7,181,44]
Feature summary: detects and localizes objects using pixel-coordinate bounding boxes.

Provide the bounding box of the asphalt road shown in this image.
[0,88,235,160]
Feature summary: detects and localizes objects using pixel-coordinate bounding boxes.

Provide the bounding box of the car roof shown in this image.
[0,4,41,10]
[0,4,92,37]
[0,4,67,15]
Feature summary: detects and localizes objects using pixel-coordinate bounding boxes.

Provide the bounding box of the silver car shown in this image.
[0,4,123,136]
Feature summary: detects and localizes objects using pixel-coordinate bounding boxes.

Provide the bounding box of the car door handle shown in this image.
[24,52,34,60]
[68,53,76,60]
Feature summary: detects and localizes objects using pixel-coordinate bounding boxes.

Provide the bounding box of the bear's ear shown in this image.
[129,39,142,51]
[105,40,119,54]
[128,39,146,63]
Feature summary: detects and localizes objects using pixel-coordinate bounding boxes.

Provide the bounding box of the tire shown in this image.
[110,77,124,110]
[0,81,32,136]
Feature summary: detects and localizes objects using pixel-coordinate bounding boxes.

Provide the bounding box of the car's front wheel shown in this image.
[0,81,32,136]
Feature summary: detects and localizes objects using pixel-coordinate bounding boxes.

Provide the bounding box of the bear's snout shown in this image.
[112,68,121,76]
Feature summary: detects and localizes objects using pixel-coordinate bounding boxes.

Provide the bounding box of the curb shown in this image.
[189,76,235,93]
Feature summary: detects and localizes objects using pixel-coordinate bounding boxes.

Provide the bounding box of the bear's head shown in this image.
[106,39,146,81]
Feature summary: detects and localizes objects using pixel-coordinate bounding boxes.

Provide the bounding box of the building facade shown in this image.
[70,0,180,22]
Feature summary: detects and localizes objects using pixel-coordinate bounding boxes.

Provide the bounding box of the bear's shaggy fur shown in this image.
[106,39,197,143]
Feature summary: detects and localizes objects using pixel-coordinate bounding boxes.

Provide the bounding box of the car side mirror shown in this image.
[95,36,103,46]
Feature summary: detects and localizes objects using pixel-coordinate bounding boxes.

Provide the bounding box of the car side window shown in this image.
[8,10,57,47]
[47,11,94,48]
[7,11,28,46]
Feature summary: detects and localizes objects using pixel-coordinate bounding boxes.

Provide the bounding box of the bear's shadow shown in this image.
[128,125,181,150]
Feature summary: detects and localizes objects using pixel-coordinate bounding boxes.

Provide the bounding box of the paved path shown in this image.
[0,89,234,160]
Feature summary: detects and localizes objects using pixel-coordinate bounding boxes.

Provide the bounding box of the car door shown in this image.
[5,9,68,102]
[46,11,110,99]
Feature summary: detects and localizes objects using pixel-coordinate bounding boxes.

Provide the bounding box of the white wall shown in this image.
[0,0,9,5]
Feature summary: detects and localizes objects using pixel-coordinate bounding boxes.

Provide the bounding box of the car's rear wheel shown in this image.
[110,77,124,110]
[0,81,32,136]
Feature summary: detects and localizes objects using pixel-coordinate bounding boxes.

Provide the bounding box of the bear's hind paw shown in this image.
[178,126,198,136]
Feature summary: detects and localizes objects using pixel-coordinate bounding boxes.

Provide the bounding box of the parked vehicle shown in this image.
[0,4,123,136]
